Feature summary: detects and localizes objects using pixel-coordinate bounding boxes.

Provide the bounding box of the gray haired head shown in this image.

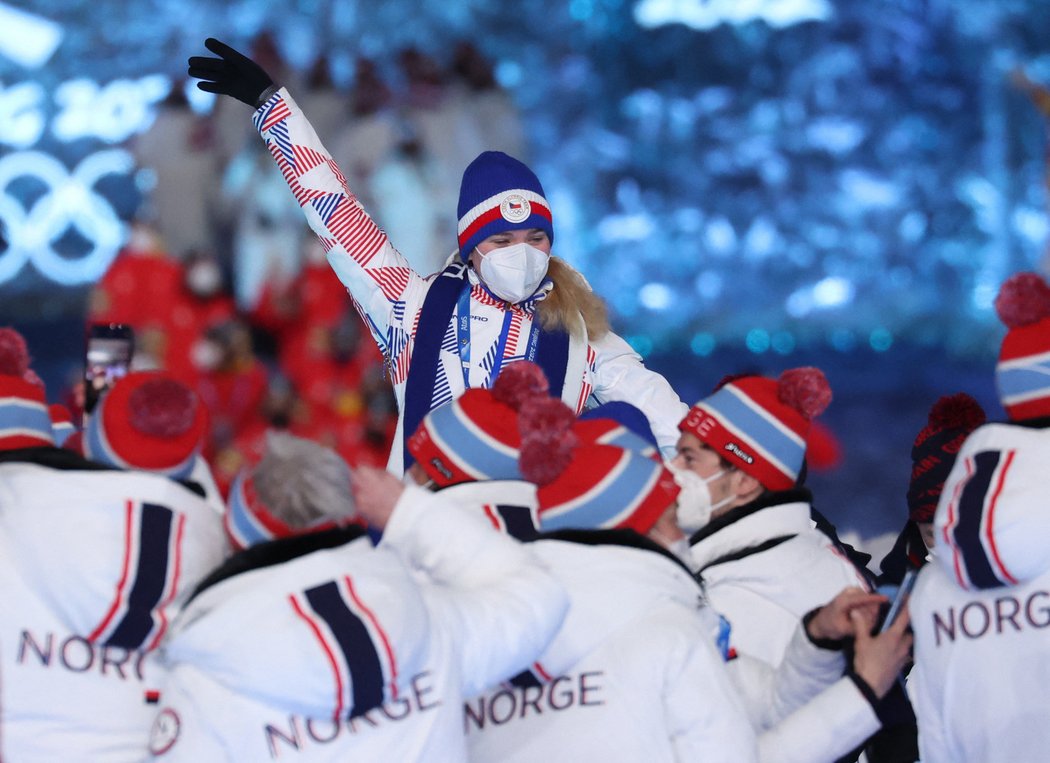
[251,431,357,528]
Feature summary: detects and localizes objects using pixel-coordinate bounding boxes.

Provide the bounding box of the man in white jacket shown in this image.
[399,364,910,763]
[147,432,568,762]
[908,272,1050,762]
[466,397,759,762]
[674,368,872,666]
[0,337,227,762]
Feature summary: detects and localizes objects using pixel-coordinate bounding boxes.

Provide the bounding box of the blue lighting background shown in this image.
[3,0,1050,552]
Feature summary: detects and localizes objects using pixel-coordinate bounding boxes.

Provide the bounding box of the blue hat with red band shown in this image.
[456,151,554,258]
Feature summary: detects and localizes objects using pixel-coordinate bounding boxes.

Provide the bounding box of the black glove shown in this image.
[188,38,276,108]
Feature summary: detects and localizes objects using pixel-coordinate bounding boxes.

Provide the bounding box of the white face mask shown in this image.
[669,464,735,536]
[186,262,223,298]
[476,242,550,304]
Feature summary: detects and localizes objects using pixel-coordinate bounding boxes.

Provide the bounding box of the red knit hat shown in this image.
[0,327,54,450]
[907,393,986,524]
[84,371,207,479]
[520,397,680,534]
[994,272,1050,421]
[679,367,832,491]
[406,361,550,486]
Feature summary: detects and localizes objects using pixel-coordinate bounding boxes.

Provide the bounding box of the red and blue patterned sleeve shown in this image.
[253,88,424,378]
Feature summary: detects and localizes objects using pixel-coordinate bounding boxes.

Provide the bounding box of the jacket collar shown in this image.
[190,525,369,602]
[1014,415,1050,429]
[0,445,116,471]
[537,527,697,581]
[688,488,812,570]
[0,445,206,497]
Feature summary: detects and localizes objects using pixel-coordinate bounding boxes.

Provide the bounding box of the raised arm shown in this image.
[353,467,569,697]
[189,38,427,375]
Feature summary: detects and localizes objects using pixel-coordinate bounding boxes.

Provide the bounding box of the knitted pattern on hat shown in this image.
[0,327,31,378]
[994,272,1050,421]
[679,367,831,491]
[408,362,552,487]
[0,327,53,450]
[520,398,679,534]
[456,151,554,258]
[84,372,206,479]
[907,393,986,524]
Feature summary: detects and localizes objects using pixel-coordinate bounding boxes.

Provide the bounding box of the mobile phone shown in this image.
[84,323,134,414]
[879,567,919,634]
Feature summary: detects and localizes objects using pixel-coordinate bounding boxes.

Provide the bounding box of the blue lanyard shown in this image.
[456,282,541,389]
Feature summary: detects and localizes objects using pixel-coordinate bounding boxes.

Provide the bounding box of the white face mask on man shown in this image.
[669,464,736,536]
[476,242,550,304]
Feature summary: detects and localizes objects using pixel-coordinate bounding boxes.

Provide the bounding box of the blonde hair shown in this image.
[536,257,611,340]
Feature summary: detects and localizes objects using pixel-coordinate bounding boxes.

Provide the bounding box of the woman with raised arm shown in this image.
[188,38,688,474]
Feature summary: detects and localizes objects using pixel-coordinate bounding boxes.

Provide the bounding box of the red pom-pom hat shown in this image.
[0,327,31,378]
[907,392,986,524]
[533,443,680,535]
[84,372,207,479]
[678,368,831,491]
[0,327,53,450]
[0,375,53,450]
[407,387,524,487]
[491,361,550,410]
[994,272,1050,421]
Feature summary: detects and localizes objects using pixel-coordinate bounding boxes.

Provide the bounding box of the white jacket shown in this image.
[465,534,758,763]
[728,626,881,763]
[0,454,227,762]
[908,422,1050,763]
[435,481,879,763]
[148,484,568,762]
[689,491,872,665]
[251,88,688,473]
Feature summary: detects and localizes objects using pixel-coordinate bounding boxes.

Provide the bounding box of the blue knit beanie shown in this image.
[457,151,554,258]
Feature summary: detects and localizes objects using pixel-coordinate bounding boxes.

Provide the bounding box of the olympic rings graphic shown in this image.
[0,149,132,286]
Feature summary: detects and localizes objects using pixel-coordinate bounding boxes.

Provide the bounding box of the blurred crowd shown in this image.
[83,220,395,495]
[132,33,526,300]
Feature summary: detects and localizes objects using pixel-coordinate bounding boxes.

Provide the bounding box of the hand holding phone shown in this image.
[83,323,134,415]
[879,567,919,635]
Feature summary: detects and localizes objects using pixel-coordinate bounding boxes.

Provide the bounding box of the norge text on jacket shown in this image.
[263,671,441,758]
[16,628,147,680]
[931,590,1050,646]
[464,671,606,732]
